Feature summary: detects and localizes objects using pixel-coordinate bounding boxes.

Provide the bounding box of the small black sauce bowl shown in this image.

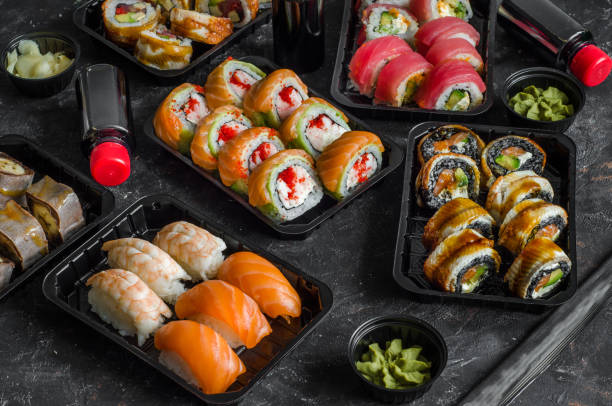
[502,67,585,132]
[1,32,80,97]
[348,315,448,404]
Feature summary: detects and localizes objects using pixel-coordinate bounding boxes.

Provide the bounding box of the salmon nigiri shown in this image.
[217,251,301,321]
[154,320,246,394]
[175,280,272,348]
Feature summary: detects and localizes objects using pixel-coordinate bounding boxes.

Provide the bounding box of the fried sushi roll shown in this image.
[374,52,432,107]
[414,16,480,54]
[0,257,14,290]
[243,69,309,129]
[424,37,483,73]
[0,152,34,208]
[248,149,324,222]
[416,153,480,209]
[316,131,384,200]
[195,0,258,27]
[102,0,161,48]
[218,127,285,194]
[417,124,484,166]
[0,200,48,270]
[360,4,419,44]
[134,24,192,70]
[204,58,266,109]
[170,8,233,45]
[410,0,473,23]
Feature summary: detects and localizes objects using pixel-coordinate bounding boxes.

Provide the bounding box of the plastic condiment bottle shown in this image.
[75,64,134,186]
[498,0,612,87]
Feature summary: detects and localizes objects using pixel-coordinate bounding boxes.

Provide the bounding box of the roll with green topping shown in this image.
[481,135,546,188]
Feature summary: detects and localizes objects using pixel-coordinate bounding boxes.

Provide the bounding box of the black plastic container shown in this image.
[0,135,115,301]
[143,56,405,238]
[502,67,586,132]
[330,0,496,120]
[42,194,333,405]
[348,315,447,404]
[73,0,271,80]
[392,122,577,312]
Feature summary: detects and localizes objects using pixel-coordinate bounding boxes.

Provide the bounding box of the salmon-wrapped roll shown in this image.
[0,152,34,208]
[0,200,48,270]
[190,105,252,171]
[243,69,309,129]
[218,127,285,194]
[0,257,15,290]
[204,58,266,109]
[417,124,484,166]
[170,8,233,45]
[195,0,258,27]
[102,0,161,48]
[134,24,193,70]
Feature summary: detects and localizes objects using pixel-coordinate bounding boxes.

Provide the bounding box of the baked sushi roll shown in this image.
[374,52,432,107]
[414,16,480,54]
[243,69,309,129]
[416,153,480,209]
[102,0,161,48]
[0,256,14,290]
[204,58,266,109]
[195,0,258,27]
[0,200,48,270]
[424,37,483,73]
[190,105,253,171]
[134,24,193,70]
[170,8,233,45]
[505,238,571,299]
[417,124,484,166]
[316,131,384,200]
[218,127,285,194]
[422,197,495,251]
[248,149,324,222]
[360,4,419,44]
[481,135,547,188]
[0,152,34,208]
[279,97,351,158]
[410,0,473,23]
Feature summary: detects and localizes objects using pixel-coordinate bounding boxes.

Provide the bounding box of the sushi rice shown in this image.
[433,82,484,111]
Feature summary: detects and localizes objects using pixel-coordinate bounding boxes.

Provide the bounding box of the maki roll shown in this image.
[414,16,480,54]
[242,69,309,129]
[316,131,385,200]
[410,0,473,23]
[194,0,258,27]
[218,127,285,194]
[417,124,484,166]
[374,52,433,107]
[481,135,547,188]
[153,83,210,155]
[134,24,193,70]
[424,37,483,73]
[170,8,233,45]
[505,238,571,299]
[279,97,351,158]
[416,153,480,209]
[102,0,161,48]
[0,200,48,270]
[0,152,34,208]
[204,58,266,109]
[0,257,14,290]
[360,5,419,44]
[190,105,253,171]
[248,149,324,222]
[357,0,412,14]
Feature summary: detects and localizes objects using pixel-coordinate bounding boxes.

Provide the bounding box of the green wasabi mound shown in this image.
[508,85,575,122]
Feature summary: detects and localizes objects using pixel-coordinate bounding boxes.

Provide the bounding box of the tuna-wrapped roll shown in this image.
[279,98,351,158]
[26,176,86,246]
[0,152,34,208]
[0,200,48,270]
[417,124,484,166]
[360,5,419,44]
[170,8,233,45]
[204,58,266,109]
[316,131,384,200]
[485,170,554,223]
[425,37,483,73]
[481,135,546,188]
[424,229,500,293]
[243,69,309,129]
[154,83,210,155]
[498,199,567,255]
[190,105,252,171]
[410,0,473,23]
[134,24,192,70]
[195,0,258,27]
[0,257,14,290]
[416,153,480,209]
[414,16,480,54]
[374,52,432,107]
[218,127,285,194]
[248,150,323,222]
[102,0,161,48]
[505,238,571,299]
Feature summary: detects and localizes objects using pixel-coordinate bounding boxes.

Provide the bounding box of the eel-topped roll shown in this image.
[194,0,258,27]
[0,152,34,208]
[417,124,484,166]
[0,200,48,270]
[410,0,473,23]
[0,256,14,290]
[102,0,160,48]
[360,4,419,44]
[204,58,266,109]
[134,24,193,70]
[481,135,546,188]
[170,8,233,45]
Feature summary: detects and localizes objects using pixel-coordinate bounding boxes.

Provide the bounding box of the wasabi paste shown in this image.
[508,85,575,122]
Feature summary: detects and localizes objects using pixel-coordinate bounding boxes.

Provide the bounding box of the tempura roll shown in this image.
[204,58,266,109]
[416,124,484,166]
[102,0,161,48]
[170,8,233,45]
[0,256,14,290]
[195,0,258,27]
[0,200,48,270]
[0,152,34,208]
[134,24,193,70]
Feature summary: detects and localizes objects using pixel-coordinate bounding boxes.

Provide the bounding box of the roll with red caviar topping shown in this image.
[204,58,266,109]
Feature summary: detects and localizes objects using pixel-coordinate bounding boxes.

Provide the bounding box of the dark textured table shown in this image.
[1,0,611,405]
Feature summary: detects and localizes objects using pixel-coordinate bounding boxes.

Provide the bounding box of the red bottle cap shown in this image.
[569,44,612,87]
[90,142,130,186]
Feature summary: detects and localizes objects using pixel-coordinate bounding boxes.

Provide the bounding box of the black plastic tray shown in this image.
[42,194,333,405]
[392,122,577,311]
[143,55,405,237]
[330,0,496,120]
[0,134,115,301]
[73,0,272,79]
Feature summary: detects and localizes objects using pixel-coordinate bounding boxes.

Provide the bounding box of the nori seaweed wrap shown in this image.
[417,124,485,166]
[0,200,48,270]
[481,135,546,188]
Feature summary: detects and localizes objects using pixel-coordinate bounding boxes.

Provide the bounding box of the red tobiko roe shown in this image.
[278,86,297,105]
[278,166,305,200]
[183,97,200,115]
[352,154,371,184]
[307,114,329,130]
[218,123,242,144]
[250,142,274,165]
[230,71,251,90]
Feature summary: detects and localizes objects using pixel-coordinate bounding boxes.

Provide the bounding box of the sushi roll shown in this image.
[424,37,483,73]
[410,0,473,23]
[195,0,258,27]
[248,149,324,222]
[170,8,233,45]
[279,97,351,158]
[134,24,193,70]
[0,200,48,270]
[153,83,210,155]
[26,176,85,246]
[153,221,227,281]
[316,131,385,200]
[360,5,419,44]
[414,16,480,54]
[102,0,161,48]
[0,257,14,290]
[485,170,554,223]
[416,153,480,209]
[424,229,500,293]
[190,105,253,171]
[481,135,547,188]
[175,279,272,348]
[498,199,568,256]
[242,69,309,129]
[505,238,571,299]
[217,127,285,194]
[102,238,192,304]
[415,60,485,111]
[422,197,495,251]
[373,52,433,107]
[417,124,484,166]
[154,320,246,394]
[217,251,302,320]
[204,58,266,109]
[87,269,172,346]
[357,0,412,14]
[0,152,34,208]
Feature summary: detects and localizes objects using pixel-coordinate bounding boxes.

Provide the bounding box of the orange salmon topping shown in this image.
[433,132,469,152]
[433,169,455,195]
[501,146,526,156]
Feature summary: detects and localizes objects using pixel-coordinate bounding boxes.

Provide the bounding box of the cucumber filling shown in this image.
[461,265,487,293]
[306,114,347,152]
[375,10,408,35]
[445,89,470,111]
[276,166,314,209]
[402,74,426,104]
[437,0,466,19]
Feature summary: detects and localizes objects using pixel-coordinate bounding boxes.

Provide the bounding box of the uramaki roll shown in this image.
[417,124,484,166]
[204,58,266,109]
[0,200,48,270]
[360,5,419,44]
[0,256,14,290]
[481,135,546,188]
[410,0,473,23]
[195,0,258,27]
[134,24,193,70]
[373,52,432,107]
[170,8,233,45]
[0,152,34,208]
[102,0,161,48]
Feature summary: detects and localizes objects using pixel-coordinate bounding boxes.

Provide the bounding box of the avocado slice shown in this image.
[445,89,468,111]
[495,154,520,171]
[380,11,393,26]
[470,265,487,283]
[544,269,563,287]
[454,168,468,187]
[454,2,467,19]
